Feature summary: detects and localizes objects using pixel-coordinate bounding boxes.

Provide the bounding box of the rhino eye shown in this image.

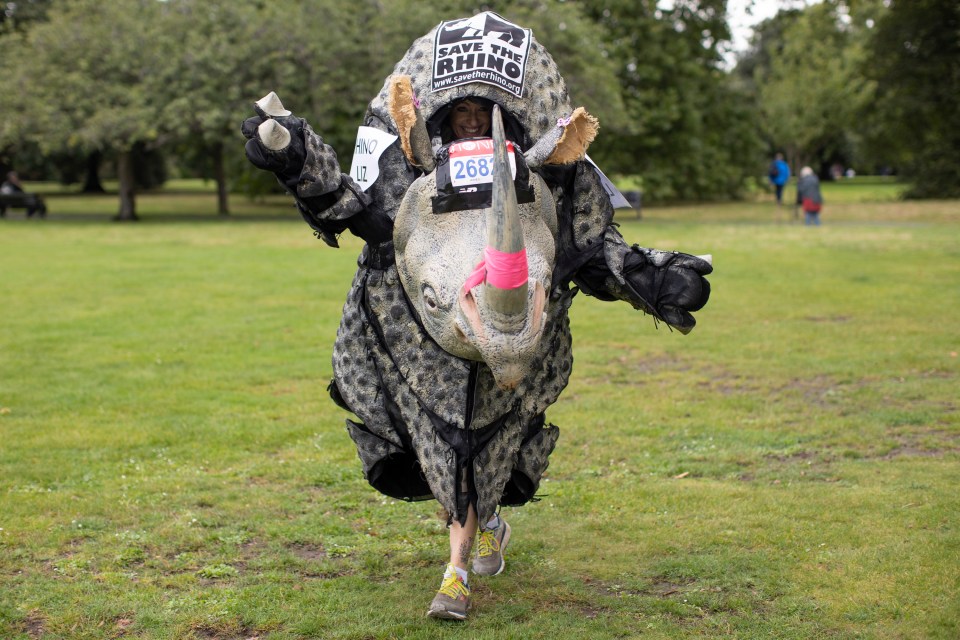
[422,285,440,314]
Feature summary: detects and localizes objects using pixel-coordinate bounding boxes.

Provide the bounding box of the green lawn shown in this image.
[1,182,958,639]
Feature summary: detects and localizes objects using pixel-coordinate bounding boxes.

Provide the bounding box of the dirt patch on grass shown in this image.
[285,541,327,562]
[803,315,852,323]
[616,352,693,376]
[15,610,45,639]
[641,579,693,597]
[192,623,259,640]
[282,541,358,579]
[586,574,695,599]
[111,616,136,637]
[883,426,960,459]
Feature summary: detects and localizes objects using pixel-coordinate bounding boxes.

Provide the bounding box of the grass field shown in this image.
[1,179,958,639]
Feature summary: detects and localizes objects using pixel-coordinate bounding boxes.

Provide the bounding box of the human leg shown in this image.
[449,504,478,569]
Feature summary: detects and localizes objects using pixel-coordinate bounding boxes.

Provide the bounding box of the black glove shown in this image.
[240,102,308,184]
[623,248,712,334]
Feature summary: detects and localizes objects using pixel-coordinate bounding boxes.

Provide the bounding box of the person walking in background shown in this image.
[768,153,790,205]
[796,166,823,226]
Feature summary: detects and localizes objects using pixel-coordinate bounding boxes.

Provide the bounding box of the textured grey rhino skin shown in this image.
[242,13,712,526]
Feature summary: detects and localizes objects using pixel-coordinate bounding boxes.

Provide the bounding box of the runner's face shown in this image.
[449,100,491,139]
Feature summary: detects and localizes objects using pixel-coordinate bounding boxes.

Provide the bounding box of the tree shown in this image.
[741,1,887,176]
[155,0,306,215]
[574,0,763,201]
[0,0,52,35]
[863,0,960,197]
[0,0,170,220]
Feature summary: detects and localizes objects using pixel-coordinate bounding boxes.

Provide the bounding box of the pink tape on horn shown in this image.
[463,247,529,293]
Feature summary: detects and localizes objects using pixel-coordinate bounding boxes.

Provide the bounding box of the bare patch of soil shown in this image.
[17,610,45,639]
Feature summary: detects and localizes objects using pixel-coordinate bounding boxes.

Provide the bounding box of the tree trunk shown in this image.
[82,151,105,193]
[115,149,138,221]
[212,142,229,215]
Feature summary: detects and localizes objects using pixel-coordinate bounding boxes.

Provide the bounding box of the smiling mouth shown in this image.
[459,127,485,136]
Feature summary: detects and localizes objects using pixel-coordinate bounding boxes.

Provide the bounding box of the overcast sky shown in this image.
[725,0,818,52]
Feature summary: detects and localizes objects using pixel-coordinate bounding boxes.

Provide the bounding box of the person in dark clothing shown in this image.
[796,166,823,225]
[0,171,47,218]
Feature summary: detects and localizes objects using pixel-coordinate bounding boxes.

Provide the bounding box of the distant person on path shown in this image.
[768,153,790,205]
[0,171,46,218]
[796,166,823,226]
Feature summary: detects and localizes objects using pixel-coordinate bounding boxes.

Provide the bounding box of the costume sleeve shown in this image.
[572,226,712,333]
[550,162,712,333]
[281,122,393,248]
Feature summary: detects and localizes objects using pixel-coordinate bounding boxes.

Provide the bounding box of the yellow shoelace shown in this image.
[477,529,500,558]
[438,567,470,599]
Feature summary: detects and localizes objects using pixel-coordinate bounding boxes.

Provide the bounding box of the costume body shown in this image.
[244,13,711,527]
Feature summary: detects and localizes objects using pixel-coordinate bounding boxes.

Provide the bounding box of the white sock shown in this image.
[445,563,469,585]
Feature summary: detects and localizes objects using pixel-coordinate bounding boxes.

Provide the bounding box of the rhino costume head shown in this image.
[373,12,599,389]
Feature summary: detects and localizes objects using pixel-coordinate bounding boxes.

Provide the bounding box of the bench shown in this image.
[623,190,642,219]
[0,192,47,218]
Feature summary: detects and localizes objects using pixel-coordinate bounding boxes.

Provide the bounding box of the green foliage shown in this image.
[748,2,876,172]
[0,185,957,637]
[577,0,764,201]
[863,0,960,198]
[0,0,52,36]
[1,0,955,209]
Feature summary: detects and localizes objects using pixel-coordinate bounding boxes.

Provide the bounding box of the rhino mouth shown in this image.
[458,280,548,389]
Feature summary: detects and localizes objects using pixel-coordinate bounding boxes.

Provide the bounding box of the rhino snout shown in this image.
[458,280,548,389]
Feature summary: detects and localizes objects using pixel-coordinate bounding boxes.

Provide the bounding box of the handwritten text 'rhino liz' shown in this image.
[432,12,532,98]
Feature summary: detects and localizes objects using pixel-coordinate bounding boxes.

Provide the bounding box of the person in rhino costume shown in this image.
[242,12,712,620]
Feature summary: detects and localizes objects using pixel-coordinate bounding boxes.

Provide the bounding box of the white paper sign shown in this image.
[349,126,398,191]
[432,12,532,98]
[586,154,632,209]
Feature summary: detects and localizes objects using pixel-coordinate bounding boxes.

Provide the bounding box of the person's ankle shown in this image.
[446,563,469,586]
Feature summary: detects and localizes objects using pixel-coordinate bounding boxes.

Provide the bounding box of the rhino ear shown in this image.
[524,107,599,168]
[388,75,436,172]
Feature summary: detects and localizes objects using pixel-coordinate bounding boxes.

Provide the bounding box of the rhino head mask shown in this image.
[393,106,558,390]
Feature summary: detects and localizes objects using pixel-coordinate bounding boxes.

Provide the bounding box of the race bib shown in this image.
[448,138,517,188]
[432,137,534,214]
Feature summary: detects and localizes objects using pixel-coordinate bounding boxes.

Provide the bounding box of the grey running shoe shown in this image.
[427,564,471,621]
[472,518,511,576]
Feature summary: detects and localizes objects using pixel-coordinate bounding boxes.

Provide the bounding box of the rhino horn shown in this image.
[485,105,528,328]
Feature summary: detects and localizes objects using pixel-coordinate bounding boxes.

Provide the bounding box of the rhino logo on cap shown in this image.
[432,12,532,97]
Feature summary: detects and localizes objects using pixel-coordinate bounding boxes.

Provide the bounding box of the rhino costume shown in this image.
[242,12,712,528]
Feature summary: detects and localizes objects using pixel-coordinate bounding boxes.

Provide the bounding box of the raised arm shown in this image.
[241,92,392,247]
